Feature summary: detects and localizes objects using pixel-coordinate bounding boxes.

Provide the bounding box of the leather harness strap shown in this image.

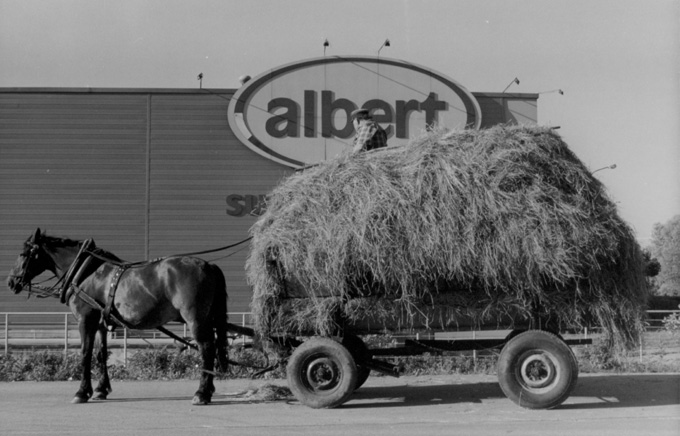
[68,283,133,330]
[102,265,128,331]
[60,239,95,304]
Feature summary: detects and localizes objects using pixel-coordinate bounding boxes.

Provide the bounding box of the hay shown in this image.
[246,125,647,352]
[225,384,293,402]
[244,384,293,402]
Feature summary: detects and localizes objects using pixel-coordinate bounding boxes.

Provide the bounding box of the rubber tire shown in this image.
[497,330,579,409]
[287,337,358,409]
[342,334,371,390]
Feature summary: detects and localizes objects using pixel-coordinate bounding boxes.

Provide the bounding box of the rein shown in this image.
[23,278,61,299]
[81,236,253,269]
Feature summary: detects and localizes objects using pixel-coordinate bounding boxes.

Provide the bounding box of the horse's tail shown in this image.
[210,265,229,373]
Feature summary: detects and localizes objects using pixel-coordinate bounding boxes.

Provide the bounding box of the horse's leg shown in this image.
[212,271,229,374]
[215,319,229,374]
[73,314,98,404]
[190,321,216,406]
[93,325,112,400]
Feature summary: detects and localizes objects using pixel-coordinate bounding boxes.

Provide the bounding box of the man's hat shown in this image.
[350,108,369,119]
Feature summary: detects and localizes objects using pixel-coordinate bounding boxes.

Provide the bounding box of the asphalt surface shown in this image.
[1,373,678,436]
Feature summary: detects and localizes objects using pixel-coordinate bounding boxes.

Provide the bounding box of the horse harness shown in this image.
[27,236,277,375]
[55,242,206,353]
[58,239,129,332]
[59,236,253,333]
[59,243,274,373]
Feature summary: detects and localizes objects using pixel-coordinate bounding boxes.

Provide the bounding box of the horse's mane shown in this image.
[34,234,79,249]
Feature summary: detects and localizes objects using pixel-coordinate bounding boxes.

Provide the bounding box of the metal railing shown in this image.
[2,310,678,357]
[1,312,253,358]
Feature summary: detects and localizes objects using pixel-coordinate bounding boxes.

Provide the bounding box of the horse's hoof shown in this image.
[92,391,108,400]
[192,394,211,405]
[71,396,89,404]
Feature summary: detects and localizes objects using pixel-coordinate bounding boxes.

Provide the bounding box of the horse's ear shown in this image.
[32,228,41,242]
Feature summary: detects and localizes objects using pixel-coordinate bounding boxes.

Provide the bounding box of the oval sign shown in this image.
[227,56,481,168]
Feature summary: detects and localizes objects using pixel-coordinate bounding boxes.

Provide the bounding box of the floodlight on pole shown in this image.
[592,164,617,174]
[378,39,390,55]
[502,77,520,93]
[539,89,564,95]
[323,39,329,56]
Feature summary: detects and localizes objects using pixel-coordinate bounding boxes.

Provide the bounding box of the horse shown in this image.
[6,228,229,405]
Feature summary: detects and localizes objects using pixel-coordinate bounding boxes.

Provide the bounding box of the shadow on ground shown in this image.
[342,373,680,410]
[87,374,680,411]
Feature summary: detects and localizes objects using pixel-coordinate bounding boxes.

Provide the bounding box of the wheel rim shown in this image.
[518,351,557,390]
[304,356,340,392]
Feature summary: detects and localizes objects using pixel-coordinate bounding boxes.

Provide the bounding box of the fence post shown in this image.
[4,313,8,355]
[64,314,69,355]
[242,313,247,345]
[472,329,477,369]
[639,336,643,364]
[123,328,128,367]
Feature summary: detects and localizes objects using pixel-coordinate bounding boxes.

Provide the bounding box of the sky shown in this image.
[1,0,678,245]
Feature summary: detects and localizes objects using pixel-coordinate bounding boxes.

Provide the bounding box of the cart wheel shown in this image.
[342,334,371,389]
[497,330,578,409]
[287,337,358,408]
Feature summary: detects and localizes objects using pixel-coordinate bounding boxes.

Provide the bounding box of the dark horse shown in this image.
[6,229,229,405]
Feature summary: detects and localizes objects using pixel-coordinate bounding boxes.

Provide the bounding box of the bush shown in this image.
[0,345,287,382]
[662,311,680,333]
[381,353,499,376]
[575,341,622,372]
[126,346,202,380]
[0,351,81,382]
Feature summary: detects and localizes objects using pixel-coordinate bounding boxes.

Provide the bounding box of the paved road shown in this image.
[1,373,678,436]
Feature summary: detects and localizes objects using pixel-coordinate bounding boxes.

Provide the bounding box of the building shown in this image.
[0,56,538,314]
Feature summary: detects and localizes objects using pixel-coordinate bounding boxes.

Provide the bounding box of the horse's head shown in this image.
[6,228,53,294]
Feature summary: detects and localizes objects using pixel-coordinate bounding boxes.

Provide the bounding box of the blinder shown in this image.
[14,243,41,292]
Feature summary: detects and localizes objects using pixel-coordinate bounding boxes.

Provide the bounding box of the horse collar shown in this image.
[60,239,96,304]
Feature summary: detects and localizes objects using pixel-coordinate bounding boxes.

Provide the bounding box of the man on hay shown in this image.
[350,108,388,153]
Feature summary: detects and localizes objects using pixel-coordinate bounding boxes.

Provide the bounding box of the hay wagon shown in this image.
[244,125,646,410]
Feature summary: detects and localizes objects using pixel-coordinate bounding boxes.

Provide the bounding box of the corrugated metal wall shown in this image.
[0,89,536,314]
[147,92,290,312]
[0,89,292,313]
[0,91,149,312]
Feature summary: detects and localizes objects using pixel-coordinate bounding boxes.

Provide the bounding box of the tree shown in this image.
[649,215,680,296]
[643,249,661,278]
[642,249,661,295]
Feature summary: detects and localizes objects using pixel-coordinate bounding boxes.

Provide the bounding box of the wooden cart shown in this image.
[227,321,591,410]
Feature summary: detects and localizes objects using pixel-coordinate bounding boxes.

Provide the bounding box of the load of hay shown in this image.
[246,125,647,352]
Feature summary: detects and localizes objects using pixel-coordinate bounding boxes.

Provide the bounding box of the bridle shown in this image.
[9,242,62,299]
